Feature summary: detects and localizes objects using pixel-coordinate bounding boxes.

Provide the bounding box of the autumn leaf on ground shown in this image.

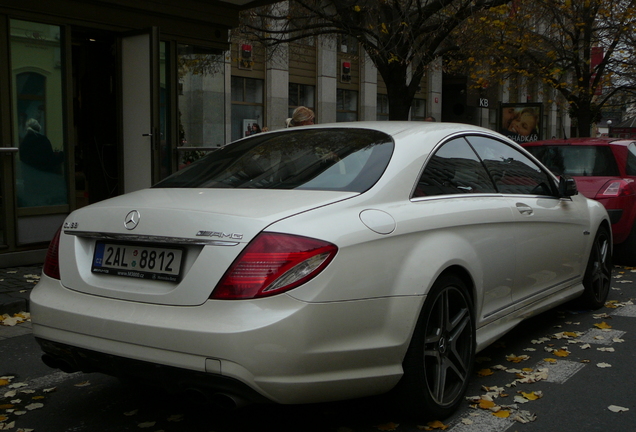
[543,358,557,363]
[417,420,448,430]
[597,362,612,368]
[512,410,537,423]
[74,381,91,387]
[608,405,629,413]
[477,368,494,377]
[137,421,156,429]
[506,354,530,363]
[597,347,615,352]
[478,399,496,410]
[376,422,399,431]
[493,410,510,418]
[0,380,9,387]
[553,349,570,357]
[521,391,543,400]
[594,322,612,329]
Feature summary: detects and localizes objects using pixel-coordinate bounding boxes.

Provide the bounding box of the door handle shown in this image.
[0,147,19,154]
[516,203,533,216]
[142,133,152,137]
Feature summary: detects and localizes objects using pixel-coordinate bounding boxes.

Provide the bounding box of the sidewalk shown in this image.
[0,265,42,316]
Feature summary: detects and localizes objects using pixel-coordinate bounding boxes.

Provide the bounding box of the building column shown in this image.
[316,34,337,124]
[427,58,442,121]
[359,51,377,121]
[266,45,289,131]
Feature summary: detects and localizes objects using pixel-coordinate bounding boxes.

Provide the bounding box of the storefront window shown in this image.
[11,19,67,208]
[411,98,426,121]
[231,76,264,141]
[377,94,389,121]
[337,89,358,122]
[288,83,315,118]
[178,44,226,167]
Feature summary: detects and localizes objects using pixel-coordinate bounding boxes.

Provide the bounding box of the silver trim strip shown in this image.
[65,231,239,246]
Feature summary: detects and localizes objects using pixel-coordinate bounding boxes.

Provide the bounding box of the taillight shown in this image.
[211,232,338,300]
[597,179,635,198]
[43,226,62,280]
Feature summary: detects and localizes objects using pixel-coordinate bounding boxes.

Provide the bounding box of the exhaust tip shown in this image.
[41,354,79,373]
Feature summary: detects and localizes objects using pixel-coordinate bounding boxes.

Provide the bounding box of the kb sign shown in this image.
[479,98,489,108]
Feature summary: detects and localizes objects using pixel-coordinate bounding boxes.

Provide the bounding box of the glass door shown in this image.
[10,19,69,246]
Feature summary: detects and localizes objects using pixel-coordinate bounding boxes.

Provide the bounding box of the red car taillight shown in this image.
[597,179,636,198]
[43,226,62,280]
[211,232,338,300]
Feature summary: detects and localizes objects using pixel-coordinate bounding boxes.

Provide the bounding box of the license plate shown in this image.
[92,242,184,282]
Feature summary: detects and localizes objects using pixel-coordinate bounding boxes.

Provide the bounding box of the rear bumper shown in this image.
[30,275,422,404]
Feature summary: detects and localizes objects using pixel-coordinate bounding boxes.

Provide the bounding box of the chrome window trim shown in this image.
[65,231,239,246]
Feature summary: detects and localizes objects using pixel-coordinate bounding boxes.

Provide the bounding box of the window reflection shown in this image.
[11,19,67,207]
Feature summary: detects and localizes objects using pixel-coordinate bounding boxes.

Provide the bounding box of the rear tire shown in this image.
[577,226,612,310]
[393,274,475,420]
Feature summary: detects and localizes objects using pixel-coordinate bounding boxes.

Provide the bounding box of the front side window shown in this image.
[155,128,394,193]
[413,138,496,197]
[626,143,636,176]
[467,136,555,195]
[525,145,620,177]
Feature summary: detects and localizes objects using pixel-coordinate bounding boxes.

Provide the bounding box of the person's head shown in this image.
[501,107,516,129]
[290,106,315,127]
[26,118,41,132]
[424,116,436,122]
[508,108,538,136]
[252,123,261,133]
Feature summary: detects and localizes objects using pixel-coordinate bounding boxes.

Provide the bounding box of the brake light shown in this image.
[43,226,62,280]
[597,179,635,198]
[211,233,338,299]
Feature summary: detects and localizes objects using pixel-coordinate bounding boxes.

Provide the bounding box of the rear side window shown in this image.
[525,145,620,177]
[413,138,496,197]
[154,129,394,193]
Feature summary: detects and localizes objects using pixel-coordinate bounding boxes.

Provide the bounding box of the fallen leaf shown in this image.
[167,414,184,422]
[74,381,91,387]
[418,420,448,430]
[594,322,612,329]
[597,347,615,352]
[553,349,570,357]
[137,421,156,429]
[608,405,629,413]
[376,422,399,431]
[597,362,612,368]
[512,410,537,423]
[460,418,474,425]
[521,391,542,400]
[25,403,43,411]
[124,410,139,416]
[506,354,530,363]
[477,368,494,377]
[493,410,510,418]
[0,380,9,387]
[543,358,557,363]
[0,422,16,430]
[478,399,496,409]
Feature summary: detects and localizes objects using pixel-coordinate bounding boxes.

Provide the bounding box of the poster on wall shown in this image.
[499,103,543,143]
[242,119,258,138]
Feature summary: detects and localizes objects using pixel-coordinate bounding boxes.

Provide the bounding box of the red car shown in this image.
[523,138,636,263]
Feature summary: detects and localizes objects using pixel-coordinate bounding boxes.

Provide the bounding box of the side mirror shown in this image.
[559,176,578,197]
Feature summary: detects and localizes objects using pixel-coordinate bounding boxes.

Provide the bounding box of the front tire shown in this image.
[578,226,612,310]
[394,274,475,419]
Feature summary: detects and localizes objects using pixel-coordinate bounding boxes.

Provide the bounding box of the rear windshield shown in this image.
[154,128,394,192]
[525,145,620,177]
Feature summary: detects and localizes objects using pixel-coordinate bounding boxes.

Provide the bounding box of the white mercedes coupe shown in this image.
[31,122,612,419]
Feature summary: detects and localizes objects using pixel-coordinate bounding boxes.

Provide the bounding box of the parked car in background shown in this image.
[523,138,636,263]
[31,122,611,420]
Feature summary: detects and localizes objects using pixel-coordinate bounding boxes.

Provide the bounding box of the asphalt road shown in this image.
[1,266,636,432]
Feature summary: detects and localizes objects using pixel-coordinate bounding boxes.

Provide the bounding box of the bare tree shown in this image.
[239,0,510,120]
[447,0,636,137]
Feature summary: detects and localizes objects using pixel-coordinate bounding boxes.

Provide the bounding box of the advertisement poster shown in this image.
[242,119,258,138]
[499,103,542,143]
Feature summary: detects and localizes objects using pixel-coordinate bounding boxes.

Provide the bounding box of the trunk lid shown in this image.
[59,188,356,305]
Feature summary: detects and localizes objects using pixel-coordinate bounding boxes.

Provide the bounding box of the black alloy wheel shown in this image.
[395,274,475,419]
[579,226,612,310]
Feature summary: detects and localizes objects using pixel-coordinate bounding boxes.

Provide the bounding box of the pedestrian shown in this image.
[286,106,315,127]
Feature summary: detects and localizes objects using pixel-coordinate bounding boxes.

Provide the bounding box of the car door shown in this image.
[466,135,589,308]
[411,137,517,324]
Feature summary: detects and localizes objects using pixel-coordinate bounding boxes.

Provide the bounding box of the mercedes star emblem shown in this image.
[124,210,141,230]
